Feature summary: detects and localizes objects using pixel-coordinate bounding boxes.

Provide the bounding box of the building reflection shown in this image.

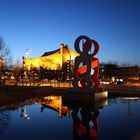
[36,96,69,118]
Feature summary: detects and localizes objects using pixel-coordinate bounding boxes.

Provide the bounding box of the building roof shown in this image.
[42,48,60,56]
[41,45,73,57]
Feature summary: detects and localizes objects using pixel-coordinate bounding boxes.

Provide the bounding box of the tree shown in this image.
[0,37,12,66]
[103,63,118,80]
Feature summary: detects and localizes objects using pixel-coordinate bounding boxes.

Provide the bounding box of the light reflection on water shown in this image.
[0,96,140,140]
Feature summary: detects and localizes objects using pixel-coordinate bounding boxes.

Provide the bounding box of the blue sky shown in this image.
[0,0,140,66]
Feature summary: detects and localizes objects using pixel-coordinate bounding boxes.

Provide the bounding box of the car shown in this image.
[116,78,124,84]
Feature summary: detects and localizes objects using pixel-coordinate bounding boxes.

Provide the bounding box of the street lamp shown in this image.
[25,49,31,58]
[23,49,31,85]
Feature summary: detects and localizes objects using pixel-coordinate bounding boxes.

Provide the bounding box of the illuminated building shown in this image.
[23,44,79,80]
[0,57,3,70]
[24,44,79,71]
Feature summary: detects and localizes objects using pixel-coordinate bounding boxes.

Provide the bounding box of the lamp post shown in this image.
[24,49,31,86]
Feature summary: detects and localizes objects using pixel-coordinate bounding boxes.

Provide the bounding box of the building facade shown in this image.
[24,44,78,70]
[23,44,79,81]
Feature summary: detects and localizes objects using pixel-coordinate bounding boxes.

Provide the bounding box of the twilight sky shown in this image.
[0,0,140,66]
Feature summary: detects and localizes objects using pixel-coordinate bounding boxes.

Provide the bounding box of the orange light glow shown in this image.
[24,45,79,70]
[36,96,69,117]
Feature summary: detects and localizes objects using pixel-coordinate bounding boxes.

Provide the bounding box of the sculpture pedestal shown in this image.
[62,90,108,103]
[62,90,108,109]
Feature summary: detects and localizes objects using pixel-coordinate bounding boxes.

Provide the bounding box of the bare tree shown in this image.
[0,37,12,66]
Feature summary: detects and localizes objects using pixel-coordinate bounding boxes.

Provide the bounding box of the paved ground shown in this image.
[101,83,140,97]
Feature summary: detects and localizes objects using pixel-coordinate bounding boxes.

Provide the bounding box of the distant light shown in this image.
[116,78,123,82]
[123,97,139,100]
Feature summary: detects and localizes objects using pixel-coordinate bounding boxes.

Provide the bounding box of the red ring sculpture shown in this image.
[72,35,102,92]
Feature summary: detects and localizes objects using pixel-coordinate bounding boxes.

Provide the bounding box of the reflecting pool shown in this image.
[0,96,140,140]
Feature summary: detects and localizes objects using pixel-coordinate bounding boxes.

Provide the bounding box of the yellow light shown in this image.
[36,95,69,117]
[23,45,79,70]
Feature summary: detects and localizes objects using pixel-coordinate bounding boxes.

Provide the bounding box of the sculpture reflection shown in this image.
[36,95,107,140]
[72,108,99,140]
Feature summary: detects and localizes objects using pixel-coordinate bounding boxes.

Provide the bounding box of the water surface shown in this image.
[0,96,140,140]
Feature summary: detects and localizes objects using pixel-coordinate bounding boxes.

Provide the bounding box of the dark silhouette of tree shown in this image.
[0,37,12,66]
[117,65,140,82]
[0,111,11,136]
[103,63,118,79]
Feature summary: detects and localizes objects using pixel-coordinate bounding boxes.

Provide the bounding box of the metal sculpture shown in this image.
[72,35,101,92]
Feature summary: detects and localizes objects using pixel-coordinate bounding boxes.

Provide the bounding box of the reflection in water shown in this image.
[20,105,30,120]
[123,97,140,117]
[36,96,69,118]
[1,95,140,140]
[72,108,99,140]
[0,111,11,136]
[36,95,107,140]
[0,95,108,140]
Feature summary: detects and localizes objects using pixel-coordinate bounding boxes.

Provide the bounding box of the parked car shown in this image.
[116,78,124,84]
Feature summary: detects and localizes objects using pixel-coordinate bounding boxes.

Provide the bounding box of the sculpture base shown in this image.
[62,90,108,103]
[61,90,108,109]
